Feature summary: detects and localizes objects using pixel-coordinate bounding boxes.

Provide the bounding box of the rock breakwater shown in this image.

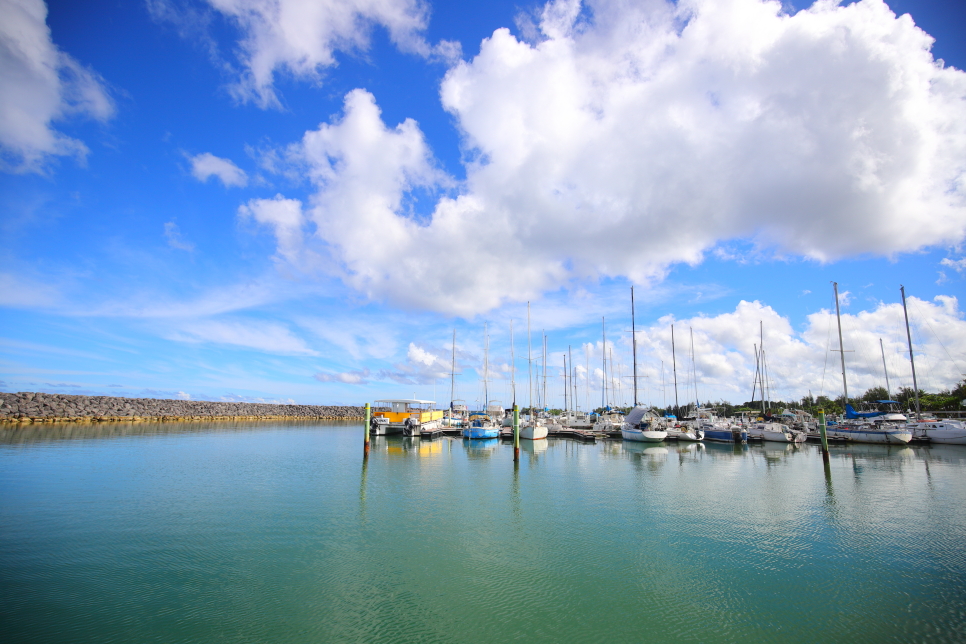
[0,392,364,423]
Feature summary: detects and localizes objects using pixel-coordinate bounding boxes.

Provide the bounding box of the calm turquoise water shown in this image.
[1,421,965,643]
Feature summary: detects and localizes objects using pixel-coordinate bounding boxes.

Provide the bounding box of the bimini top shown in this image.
[374,399,435,405]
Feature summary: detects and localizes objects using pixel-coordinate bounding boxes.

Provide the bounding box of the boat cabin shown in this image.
[372,399,444,426]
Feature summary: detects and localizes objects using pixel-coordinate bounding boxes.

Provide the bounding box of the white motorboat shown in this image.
[666,419,705,441]
[485,400,506,422]
[910,419,966,444]
[593,409,624,432]
[747,421,807,443]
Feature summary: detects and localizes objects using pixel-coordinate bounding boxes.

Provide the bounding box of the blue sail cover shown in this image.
[624,406,648,427]
[845,404,882,419]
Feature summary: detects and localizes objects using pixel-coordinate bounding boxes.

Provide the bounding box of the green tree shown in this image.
[861,386,889,402]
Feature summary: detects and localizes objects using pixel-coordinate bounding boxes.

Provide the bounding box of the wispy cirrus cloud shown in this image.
[168,319,319,356]
[314,368,370,385]
[163,221,195,251]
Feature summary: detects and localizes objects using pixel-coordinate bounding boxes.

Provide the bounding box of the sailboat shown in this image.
[665,324,704,441]
[521,302,548,440]
[621,286,668,442]
[593,317,624,432]
[896,286,966,444]
[462,324,499,439]
[443,330,468,428]
[744,322,806,443]
[825,282,912,445]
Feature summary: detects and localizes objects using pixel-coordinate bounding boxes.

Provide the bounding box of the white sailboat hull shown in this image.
[621,428,667,442]
[520,425,548,440]
[826,425,912,444]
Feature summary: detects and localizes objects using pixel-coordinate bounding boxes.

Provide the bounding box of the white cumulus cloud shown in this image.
[202,0,437,108]
[259,0,966,316]
[238,194,305,263]
[0,0,114,173]
[620,295,966,405]
[189,151,248,187]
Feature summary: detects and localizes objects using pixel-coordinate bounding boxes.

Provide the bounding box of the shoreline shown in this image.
[0,392,364,424]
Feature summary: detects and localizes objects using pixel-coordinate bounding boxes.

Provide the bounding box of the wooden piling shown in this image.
[513,404,520,462]
[817,409,829,462]
[364,402,371,458]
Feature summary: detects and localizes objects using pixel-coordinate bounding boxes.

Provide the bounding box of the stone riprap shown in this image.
[0,392,364,423]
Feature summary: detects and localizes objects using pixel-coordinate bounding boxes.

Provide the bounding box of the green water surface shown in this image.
[1,421,964,643]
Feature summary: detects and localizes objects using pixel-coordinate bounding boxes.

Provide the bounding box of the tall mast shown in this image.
[601,317,607,409]
[569,345,574,414]
[527,302,533,419]
[671,324,680,413]
[631,286,638,406]
[563,353,568,414]
[751,343,761,413]
[510,319,516,407]
[833,281,849,408]
[483,322,489,407]
[900,285,921,420]
[450,328,456,410]
[690,326,698,408]
[879,338,891,400]
[543,332,548,410]
[758,320,771,414]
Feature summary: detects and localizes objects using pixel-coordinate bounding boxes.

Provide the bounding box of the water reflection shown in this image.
[521,440,548,456]
[0,419,356,445]
[380,436,444,458]
[671,441,704,466]
[462,437,499,458]
[4,422,966,643]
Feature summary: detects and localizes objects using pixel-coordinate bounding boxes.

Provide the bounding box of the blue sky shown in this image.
[1,0,964,409]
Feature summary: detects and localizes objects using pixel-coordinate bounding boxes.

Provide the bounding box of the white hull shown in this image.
[593,418,624,432]
[826,425,912,444]
[761,430,792,443]
[912,420,966,445]
[370,421,399,435]
[667,427,704,441]
[621,428,667,442]
[520,424,548,440]
[925,432,966,444]
[401,418,442,436]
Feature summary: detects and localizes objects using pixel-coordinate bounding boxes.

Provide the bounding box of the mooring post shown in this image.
[818,409,829,463]
[364,402,371,458]
[513,404,520,462]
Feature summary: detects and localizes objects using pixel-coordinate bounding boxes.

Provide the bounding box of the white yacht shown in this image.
[909,418,966,444]
[746,421,807,443]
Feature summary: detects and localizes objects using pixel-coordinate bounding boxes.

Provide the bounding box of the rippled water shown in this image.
[1,421,965,643]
